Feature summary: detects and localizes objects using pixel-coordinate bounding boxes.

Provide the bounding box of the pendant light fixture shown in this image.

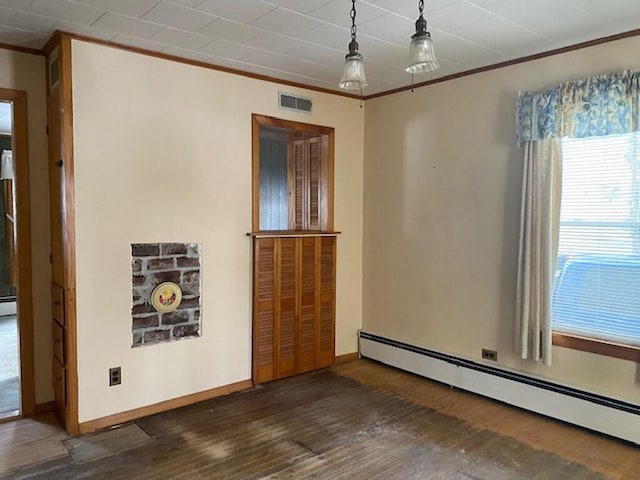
[339,0,367,91]
[406,0,439,74]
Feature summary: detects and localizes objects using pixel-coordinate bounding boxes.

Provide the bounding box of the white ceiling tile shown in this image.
[364,59,411,84]
[307,0,387,28]
[0,23,45,45]
[91,12,164,38]
[250,8,323,36]
[166,0,201,7]
[456,16,557,57]
[598,12,640,37]
[244,32,308,54]
[365,78,402,93]
[466,0,603,44]
[29,0,105,26]
[55,20,117,41]
[427,1,492,33]
[358,34,408,68]
[149,26,211,50]
[199,38,261,59]
[195,0,276,24]
[287,43,343,68]
[205,55,253,70]
[295,23,350,51]
[432,30,507,67]
[0,0,33,11]
[358,12,414,42]
[142,1,216,32]
[111,33,168,52]
[238,49,341,83]
[210,56,302,82]
[373,0,461,19]
[0,6,57,32]
[198,17,265,42]
[274,57,341,82]
[569,0,640,22]
[259,0,332,15]
[163,45,212,62]
[239,48,290,68]
[74,0,160,18]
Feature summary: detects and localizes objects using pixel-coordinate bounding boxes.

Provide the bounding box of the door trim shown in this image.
[0,88,35,416]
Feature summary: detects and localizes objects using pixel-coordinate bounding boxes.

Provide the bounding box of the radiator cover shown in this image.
[359,331,639,445]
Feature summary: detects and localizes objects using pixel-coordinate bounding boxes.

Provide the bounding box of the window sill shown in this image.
[552,332,640,362]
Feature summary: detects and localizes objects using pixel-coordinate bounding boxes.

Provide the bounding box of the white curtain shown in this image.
[515,138,562,365]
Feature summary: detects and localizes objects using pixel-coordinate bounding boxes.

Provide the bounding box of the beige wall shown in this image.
[71,40,364,422]
[363,36,640,404]
[0,49,51,405]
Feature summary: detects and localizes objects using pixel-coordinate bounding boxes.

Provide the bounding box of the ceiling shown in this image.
[0,0,639,96]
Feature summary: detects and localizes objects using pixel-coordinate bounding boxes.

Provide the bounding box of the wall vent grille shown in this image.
[278,92,312,114]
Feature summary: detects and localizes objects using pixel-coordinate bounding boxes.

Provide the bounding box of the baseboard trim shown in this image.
[335,352,359,365]
[359,331,640,445]
[34,401,56,415]
[79,379,252,434]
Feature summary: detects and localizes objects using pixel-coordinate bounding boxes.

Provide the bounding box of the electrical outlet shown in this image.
[109,366,122,386]
[482,349,498,361]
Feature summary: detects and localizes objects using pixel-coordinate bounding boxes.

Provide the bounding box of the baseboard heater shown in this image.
[358,331,639,445]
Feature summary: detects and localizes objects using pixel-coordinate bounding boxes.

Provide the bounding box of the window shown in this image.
[553,132,640,348]
[252,115,333,232]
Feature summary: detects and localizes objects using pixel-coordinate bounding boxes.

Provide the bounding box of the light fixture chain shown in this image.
[418,0,424,16]
[350,0,357,40]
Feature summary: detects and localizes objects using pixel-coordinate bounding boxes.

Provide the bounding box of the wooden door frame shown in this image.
[0,88,35,417]
[251,114,335,233]
[44,34,79,435]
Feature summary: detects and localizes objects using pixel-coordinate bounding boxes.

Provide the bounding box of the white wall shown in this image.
[71,40,364,422]
[363,36,640,404]
[0,48,51,405]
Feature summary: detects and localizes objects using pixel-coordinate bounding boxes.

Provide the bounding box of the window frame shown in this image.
[552,332,640,361]
[552,133,640,361]
[251,114,335,233]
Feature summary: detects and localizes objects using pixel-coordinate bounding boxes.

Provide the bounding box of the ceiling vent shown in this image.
[278,92,313,114]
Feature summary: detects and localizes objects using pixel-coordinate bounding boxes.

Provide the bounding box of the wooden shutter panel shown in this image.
[289,139,305,230]
[253,238,276,383]
[277,238,297,377]
[318,236,336,367]
[298,237,317,372]
[307,137,321,230]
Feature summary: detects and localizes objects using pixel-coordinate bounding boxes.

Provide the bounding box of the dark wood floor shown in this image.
[2,359,638,479]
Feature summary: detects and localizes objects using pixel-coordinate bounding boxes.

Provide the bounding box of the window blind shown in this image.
[553,133,640,346]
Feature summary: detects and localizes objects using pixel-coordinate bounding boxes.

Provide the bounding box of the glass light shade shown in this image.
[339,53,368,90]
[406,33,439,74]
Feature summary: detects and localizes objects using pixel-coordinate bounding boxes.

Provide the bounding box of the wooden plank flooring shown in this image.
[0,413,68,474]
[1,359,638,479]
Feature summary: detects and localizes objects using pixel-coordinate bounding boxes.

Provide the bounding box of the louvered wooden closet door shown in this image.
[298,237,318,373]
[253,238,276,383]
[318,236,336,367]
[277,238,297,378]
[253,236,336,384]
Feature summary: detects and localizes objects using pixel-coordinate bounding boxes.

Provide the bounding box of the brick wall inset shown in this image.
[131,243,202,347]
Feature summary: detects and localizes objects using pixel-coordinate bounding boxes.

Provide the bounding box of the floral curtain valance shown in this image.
[516,70,640,144]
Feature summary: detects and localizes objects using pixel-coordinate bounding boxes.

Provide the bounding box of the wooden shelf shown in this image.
[248,231,341,238]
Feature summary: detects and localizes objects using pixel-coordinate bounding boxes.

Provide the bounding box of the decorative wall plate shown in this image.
[151,282,183,313]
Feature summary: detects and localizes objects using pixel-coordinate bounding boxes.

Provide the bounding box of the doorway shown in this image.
[0,101,19,417]
[251,115,337,384]
[0,89,34,420]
